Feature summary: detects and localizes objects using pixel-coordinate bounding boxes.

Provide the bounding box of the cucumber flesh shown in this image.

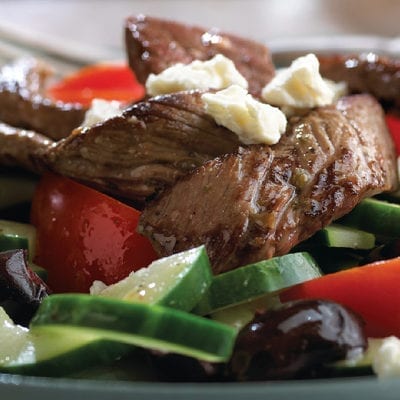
[339,198,400,238]
[211,295,281,331]
[90,245,212,312]
[0,307,131,376]
[0,220,36,260]
[31,294,237,363]
[194,252,322,315]
[316,224,375,250]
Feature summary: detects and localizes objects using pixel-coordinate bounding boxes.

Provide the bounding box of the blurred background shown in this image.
[1,0,400,67]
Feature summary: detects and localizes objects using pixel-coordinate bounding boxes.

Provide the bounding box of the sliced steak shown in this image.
[125,15,275,97]
[318,53,400,111]
[44,90,241,207]
[0,122,53,173]
[139,94,398,274]
[0,58,86,140]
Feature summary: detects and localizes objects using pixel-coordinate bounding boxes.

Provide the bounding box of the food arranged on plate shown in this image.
[2,14,400,382]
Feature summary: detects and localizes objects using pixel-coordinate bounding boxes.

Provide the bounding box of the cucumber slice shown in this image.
[31,294,237,363]
[340,198,400,238]
[194,252,322,315]
[0,220,36,260]
[315,224,375,250]
[211,296,281,331]
[0,234,29,252]
[329,357,373,377]
[91,245,212,312]
[0,307,131,376]
[0,173,37,210]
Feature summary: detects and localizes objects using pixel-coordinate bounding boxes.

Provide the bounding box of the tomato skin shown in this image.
[281,257,400,338]
[47,63,145,107]
[385,114,400,156]
[30,173,158,293]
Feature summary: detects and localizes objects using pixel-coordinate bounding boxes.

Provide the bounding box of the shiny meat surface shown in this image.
[0,58,86,140]
[319,53,400,111]
[0,122,53,173]
[44,90,241,206]
[139,95,398,274]
[125,15,275,97]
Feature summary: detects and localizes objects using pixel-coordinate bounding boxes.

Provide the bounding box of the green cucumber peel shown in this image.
[339,198,400,238]
[91,245,212,312]
[194,252,322,315]
[31,294,237,363]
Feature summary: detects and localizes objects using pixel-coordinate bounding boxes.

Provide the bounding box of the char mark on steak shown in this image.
[0,58,86,140]
[44,90,241,207]
[0,122,53,174]
[318,53,400,112]
[125,15,275,97]
[139,94,398,274]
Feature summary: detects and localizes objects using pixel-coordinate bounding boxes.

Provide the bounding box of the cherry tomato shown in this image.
[385,114,400,155]
[281,257,400,338]
[47,63,145,107]
[30,172,158,293]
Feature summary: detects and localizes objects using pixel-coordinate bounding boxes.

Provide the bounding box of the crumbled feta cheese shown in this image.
[261,53,346,109]
[201,85,287,145]
[82,99,123,127]
[0,307,32,364]
[145,54,248,96]
[370,336,400,378]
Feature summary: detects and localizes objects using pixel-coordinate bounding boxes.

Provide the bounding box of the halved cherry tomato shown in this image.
[30,172,158,293]
[385,114,400,155]
[47,63,145,107]
[281,257,400,338]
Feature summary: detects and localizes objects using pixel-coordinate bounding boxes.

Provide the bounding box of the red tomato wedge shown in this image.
[385,114,400,156]
[47,63,145,107]
[30,172,158,293]
[281,257,400,338]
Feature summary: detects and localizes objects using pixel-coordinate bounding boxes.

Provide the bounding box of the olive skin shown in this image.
[0,249,51,326]
[229,299,367,381]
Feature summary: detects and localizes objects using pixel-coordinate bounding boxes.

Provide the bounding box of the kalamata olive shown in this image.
[229,299,367,381]
[0,249,51,326]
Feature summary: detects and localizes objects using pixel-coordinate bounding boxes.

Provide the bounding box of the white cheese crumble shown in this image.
[145,54,248,96]
[261,53,346,109]
[201,85,287,145]
[0,307,32,365]
[370,336,400,378]
[82,98,123,127]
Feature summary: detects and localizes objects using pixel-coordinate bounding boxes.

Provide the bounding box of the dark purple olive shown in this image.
[229,299,367,381]
[0,249,51,326]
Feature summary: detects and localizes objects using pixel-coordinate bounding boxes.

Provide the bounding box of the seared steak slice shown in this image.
[0,122,53,173]
[0,58,86,140]
[125,15,275,97]
[319,53,400,111]
[44,90,241,206]
[139,94,398,274]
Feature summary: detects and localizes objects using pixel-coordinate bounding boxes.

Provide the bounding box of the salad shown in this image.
[2,14,400,385]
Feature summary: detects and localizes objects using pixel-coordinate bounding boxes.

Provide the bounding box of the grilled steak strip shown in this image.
[0,58,86,140]
[319,53,400,111]
[139,94,398,274]
[125,15,275,97]
[44,90,241,206]
[0,122,53,173]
